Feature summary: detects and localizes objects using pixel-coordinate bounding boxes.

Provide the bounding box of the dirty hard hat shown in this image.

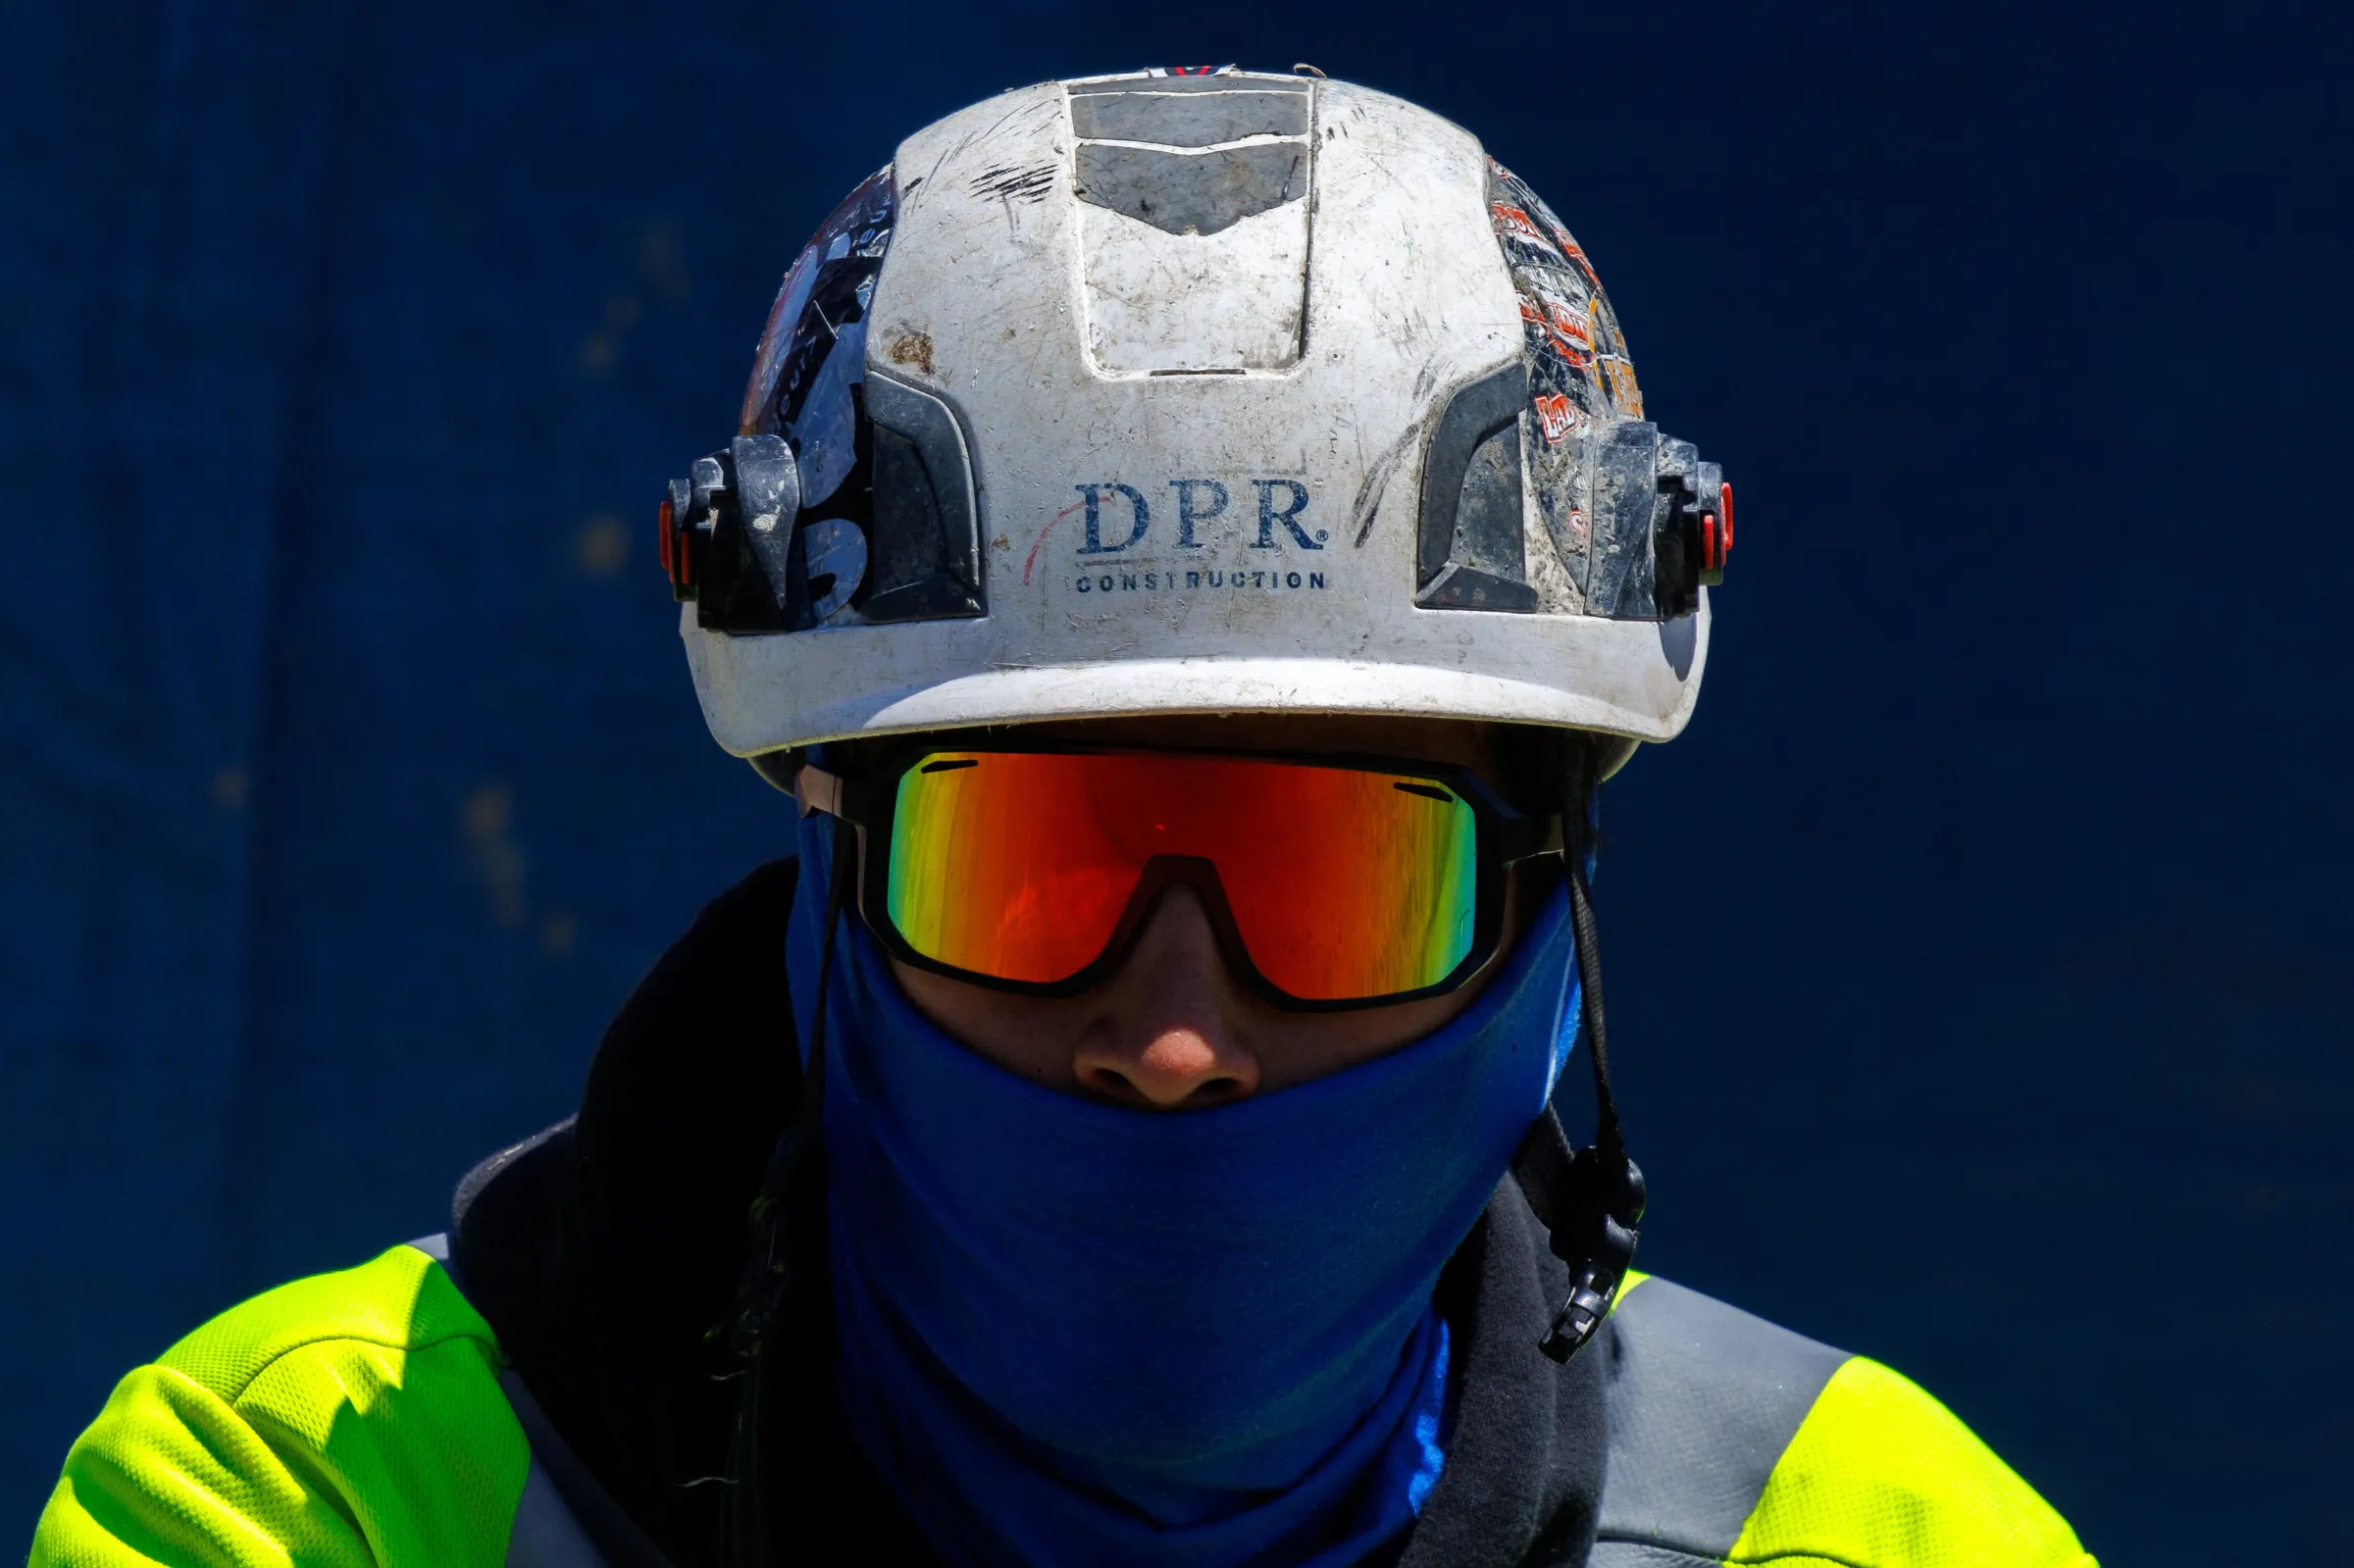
[659,66,1732,757]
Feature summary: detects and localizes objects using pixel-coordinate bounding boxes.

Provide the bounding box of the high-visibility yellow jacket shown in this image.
[30,1237,2095,1567]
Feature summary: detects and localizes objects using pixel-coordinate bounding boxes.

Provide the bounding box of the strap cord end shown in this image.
[1522,753,1648,1366]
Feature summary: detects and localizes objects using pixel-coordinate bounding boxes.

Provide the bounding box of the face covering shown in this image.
[787,817,1580,1568]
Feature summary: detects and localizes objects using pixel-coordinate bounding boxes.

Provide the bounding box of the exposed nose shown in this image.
[1069,884,1261,1110]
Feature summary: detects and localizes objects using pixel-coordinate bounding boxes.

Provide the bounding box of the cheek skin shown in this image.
[885,862,1550,1104]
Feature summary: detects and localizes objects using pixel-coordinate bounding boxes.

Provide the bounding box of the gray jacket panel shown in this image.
[1593,1277,1851,1562]
[1586,1546,1720,1568]
[409,1235,667,1568]
[505,1460,611,1568]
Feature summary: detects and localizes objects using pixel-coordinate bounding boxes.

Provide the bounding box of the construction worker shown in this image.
[31,68,2097,1568]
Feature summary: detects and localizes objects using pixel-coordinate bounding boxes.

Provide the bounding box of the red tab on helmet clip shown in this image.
[657,495,676,582]
[1719,481,1735,553]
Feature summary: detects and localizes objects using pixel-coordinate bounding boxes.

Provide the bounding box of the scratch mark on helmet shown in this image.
[1023,500,1088,584]
[971,165,1056,203]
[1352,422,1421,548]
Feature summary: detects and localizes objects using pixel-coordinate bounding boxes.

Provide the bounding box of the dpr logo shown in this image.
[1076,480,1329,554]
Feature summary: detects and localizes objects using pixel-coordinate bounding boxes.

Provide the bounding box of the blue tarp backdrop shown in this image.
[5,1,2348,1559]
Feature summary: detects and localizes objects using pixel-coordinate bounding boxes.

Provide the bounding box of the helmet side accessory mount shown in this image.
[661,167,985,636]
[1414,362,1732,623]
[662,378,985,632]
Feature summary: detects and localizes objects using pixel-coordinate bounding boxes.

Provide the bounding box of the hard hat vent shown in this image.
[1069,75,1314,373]
[1069,84,1307,146]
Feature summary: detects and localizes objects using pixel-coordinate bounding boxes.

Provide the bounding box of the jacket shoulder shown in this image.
[147,1239,500,1396]
[1593,1273,1848,1563]
[1592,1276,2092,1568]
[1729,1354,2096,1568]
[31,1243,529,1568]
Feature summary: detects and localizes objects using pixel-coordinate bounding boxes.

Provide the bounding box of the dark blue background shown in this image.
[7,1,2348,1559]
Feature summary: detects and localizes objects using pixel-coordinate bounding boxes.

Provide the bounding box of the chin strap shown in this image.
[719,813,853,1568]
[1512,769,1647,1365]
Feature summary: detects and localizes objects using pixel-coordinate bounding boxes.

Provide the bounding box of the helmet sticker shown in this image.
[734,168,898,629]
[1486,159,1647,615]
[802,517,869,624]
[741,168,896,438]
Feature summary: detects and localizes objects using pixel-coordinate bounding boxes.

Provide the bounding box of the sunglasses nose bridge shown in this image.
[1104,853,1258,980]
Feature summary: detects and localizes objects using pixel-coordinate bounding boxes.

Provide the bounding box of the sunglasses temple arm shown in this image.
[1502,813,1566,864]
[793,763,845,821]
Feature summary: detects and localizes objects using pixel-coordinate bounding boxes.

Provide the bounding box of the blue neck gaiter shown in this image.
[787,823,1580,1568]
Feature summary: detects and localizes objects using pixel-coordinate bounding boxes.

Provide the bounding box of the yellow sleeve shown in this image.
[28,1245,531,1568]
[1727,1356,2097,1568]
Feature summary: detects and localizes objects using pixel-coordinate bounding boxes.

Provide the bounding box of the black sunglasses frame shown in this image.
[793,740,1562,1013]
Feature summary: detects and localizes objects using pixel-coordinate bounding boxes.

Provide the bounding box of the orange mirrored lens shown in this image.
[885,752,1479,999]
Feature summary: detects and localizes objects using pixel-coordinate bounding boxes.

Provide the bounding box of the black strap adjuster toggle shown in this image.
[1538,1195,1641,1362]
[1513,1111,1647,1365]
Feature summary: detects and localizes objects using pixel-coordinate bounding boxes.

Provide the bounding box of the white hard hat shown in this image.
[659,67,1732,758]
